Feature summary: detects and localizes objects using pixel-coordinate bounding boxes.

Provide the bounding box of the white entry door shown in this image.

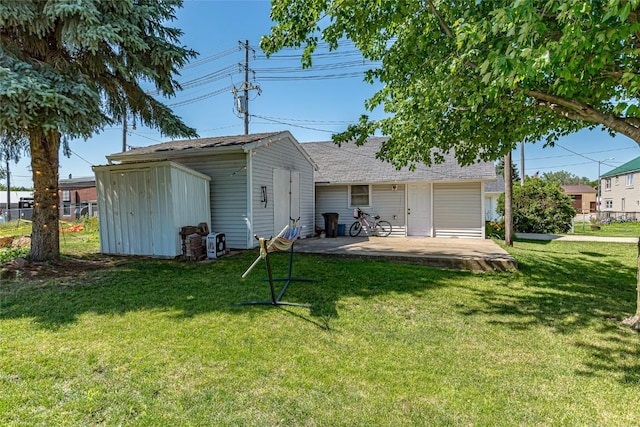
[407,182,431,236]
[273,169,300,233]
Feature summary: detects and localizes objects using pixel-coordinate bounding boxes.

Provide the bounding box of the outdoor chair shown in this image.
[235,221,314,308]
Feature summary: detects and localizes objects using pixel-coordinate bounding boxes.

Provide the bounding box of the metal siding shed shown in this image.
[93,161,211,258]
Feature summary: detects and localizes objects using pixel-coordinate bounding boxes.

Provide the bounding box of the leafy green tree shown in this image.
[497,178,576,233]
[0,1,197,261]
[495,158,520,181]
[542,170,593,186]
[263,1,640,169]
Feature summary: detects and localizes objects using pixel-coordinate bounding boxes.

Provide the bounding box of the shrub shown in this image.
[498,178,576,233]
[485,220,505,239]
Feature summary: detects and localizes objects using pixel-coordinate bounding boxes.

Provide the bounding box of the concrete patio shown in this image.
[293,236,517,271]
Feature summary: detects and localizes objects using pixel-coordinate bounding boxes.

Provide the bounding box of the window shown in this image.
[605,199,613,209]
[622,198,626,212]
[604,178,611,190]
[627,173,634,187]
[349,185,370,207]
[62,190,71,216]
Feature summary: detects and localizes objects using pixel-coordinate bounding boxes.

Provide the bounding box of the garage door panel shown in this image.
[434,182,482,238]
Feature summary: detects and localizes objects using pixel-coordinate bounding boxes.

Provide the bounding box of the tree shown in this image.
[542,170,593,186]
[0,1,197,261]
[263,1,640,169]
[497,178,576,234]
[495,158,520,182]
[264,0,640,328]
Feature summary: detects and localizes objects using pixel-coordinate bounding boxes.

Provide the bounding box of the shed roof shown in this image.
[561,185,596,194]
[601,156,640,178]
[301,138,495,184]
[108,131,291,160]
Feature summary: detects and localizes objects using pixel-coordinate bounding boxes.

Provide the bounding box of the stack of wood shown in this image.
[180,223,209,261]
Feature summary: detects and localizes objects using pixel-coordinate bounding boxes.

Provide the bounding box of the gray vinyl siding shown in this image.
[433,182,483,238]
[315,184,406,234]
[176,153,249,249]
[251,138,315,246]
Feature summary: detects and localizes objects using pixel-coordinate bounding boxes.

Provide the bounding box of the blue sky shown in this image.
[8,0,640,188]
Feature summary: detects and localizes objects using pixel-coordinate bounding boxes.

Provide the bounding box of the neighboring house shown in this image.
[98,131,316,255]
[561,185,596,214]
[0,190,33,210]
[485,175,505,222]
[302,138,496,239]
[58,176,98,220]
[600,156,640,214]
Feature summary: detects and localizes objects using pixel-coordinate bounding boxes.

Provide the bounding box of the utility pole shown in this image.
[122,115,127,152]
[5,159,10,221]
[232,40,261,135]
[520,142,525,186]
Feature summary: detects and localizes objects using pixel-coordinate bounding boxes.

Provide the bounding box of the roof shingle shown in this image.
[301,138,495,184]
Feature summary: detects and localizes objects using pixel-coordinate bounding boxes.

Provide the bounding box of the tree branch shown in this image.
[527,89,640,142]
[426,0,454,38]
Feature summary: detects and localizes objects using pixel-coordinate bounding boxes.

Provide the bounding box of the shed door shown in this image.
[407,183,431,236]
[112,170,153,255]
[273,169,300,233]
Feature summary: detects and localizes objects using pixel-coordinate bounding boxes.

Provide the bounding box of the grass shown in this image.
[571,220,640,237]
[1,230,639,425]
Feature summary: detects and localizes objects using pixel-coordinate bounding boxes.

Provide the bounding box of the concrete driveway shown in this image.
[293,236,517,271]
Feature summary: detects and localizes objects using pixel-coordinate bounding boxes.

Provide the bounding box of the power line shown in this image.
[251,114,336,133]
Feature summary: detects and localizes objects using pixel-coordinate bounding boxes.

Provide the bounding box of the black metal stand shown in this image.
[234,237,314,308]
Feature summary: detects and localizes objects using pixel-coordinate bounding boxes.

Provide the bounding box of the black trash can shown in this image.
[322,212,339,238]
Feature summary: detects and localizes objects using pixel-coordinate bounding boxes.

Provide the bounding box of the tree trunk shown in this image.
[28,128,60,262]
[504,151,514,246]
[623,237,640,330]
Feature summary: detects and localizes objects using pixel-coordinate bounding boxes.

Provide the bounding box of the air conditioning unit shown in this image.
[206,233,226,259]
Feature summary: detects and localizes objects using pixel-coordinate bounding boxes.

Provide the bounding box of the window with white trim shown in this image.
[627,173,634,187]
[349,184,370,207]
[604,178,611,190]
[605,199,613,209]
[62,190,71,215]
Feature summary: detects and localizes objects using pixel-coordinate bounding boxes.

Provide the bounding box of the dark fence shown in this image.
[598,211,640,222]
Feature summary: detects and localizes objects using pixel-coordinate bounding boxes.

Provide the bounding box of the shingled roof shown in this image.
[107,131,287,160]
[301,137,495,184]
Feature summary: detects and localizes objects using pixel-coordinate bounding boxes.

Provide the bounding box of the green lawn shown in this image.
[1,233,639,425]
[571,220,640,237]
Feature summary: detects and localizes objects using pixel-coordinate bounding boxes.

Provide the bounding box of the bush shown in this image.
[498,178,576,233]
[485,220,505,239]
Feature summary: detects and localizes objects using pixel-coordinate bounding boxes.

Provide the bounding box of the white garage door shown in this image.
[433,182,483,238]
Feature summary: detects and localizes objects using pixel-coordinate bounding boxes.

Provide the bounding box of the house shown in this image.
[58,176,98,220]
[99,131,316,254]
[600,156,640,215]
[301,138,496,239]
[485,175,505,221]
[561,185,596,214]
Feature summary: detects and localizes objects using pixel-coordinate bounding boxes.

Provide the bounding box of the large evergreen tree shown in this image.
[0,0,197,261]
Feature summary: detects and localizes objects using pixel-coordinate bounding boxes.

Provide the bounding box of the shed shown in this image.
[105,131,316,249]
[93,161,211,258]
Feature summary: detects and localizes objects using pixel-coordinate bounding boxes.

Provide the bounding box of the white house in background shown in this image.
[302,138,496,239]
[485,175,505,221]
[600,155,640,214]
[0,191,33,209]
[100,131,316,253]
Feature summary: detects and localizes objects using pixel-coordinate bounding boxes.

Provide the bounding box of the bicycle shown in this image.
[349,208,392,237]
